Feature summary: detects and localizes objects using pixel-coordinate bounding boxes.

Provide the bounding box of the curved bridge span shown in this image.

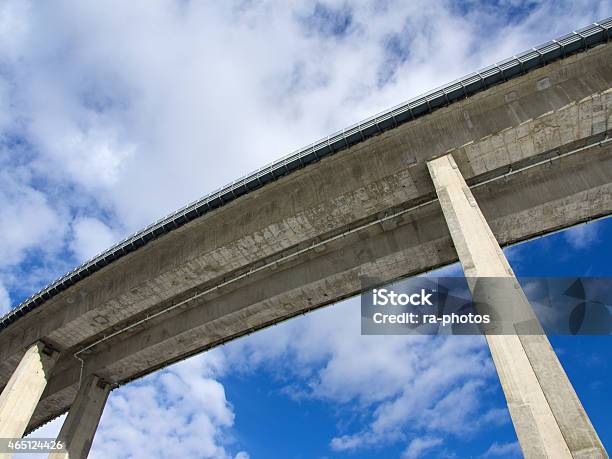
[0,20,611,459]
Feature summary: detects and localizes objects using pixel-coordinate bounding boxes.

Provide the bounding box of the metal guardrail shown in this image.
[1,18,611,330]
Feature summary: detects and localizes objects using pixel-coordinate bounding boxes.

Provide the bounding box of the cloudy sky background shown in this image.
[1,0,611,458]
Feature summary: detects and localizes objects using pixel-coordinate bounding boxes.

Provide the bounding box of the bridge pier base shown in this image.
[427,154,607,458]
[0,342,57,440]
[49,374,110,459]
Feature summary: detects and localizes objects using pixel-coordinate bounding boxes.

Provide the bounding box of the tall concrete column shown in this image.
[0,341,58,439]
[427,154,607,459]
[49,374,110,459]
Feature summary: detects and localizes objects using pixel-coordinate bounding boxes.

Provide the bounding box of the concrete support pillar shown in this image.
[427,154,607,459]
[0,341,58,439]
[49,374,110,459]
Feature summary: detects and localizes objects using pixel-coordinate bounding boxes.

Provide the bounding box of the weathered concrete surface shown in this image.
[0,342,57,441]
[0,42,610,432]
[428,154,607,459]
[48,375,110,459]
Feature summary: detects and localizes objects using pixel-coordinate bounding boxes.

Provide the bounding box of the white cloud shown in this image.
[0,0,31,61]
[70,217,121,262]
[0,169,66,267]
[227,298,502,453]
[22,350,246,459]
[402,436,443,459]
[0,77,10,131]
[0,161,71,305]
[482,441,522,458]
[41,125,135,191]
[89,349,246,459]
[563,223,599,250]
[0,282,10,316]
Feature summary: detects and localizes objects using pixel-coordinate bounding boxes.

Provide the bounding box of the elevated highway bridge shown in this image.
[0,19,611,458]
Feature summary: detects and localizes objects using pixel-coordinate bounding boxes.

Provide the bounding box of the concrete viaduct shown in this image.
[1,19,611,458]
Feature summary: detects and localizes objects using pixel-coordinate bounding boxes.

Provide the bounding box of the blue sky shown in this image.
[0,1,610,458]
